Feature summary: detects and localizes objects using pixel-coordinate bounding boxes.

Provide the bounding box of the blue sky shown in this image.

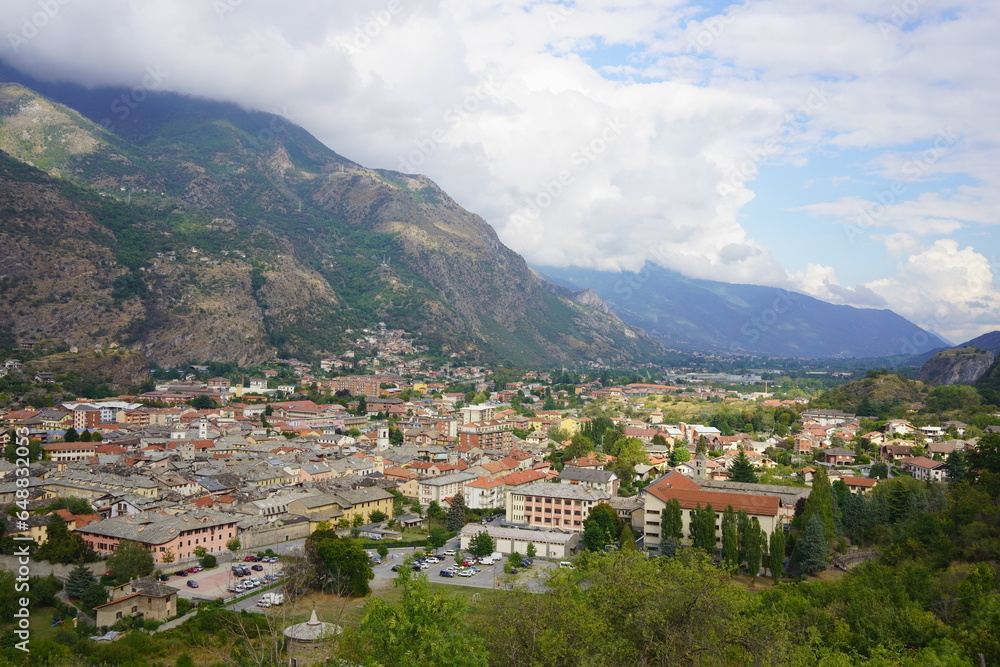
[0,0,996,342]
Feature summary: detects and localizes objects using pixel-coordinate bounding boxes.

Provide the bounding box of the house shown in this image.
[841,477,878,494]
[641,472,781,554]
[897,456,947,482]
[41,442,98,463]
[93,576,178,628]
[463,476,506,510]
[823,447,856,466]
[418,472,478,505]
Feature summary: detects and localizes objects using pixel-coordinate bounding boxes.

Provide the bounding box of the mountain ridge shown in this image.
[0,65,661,367]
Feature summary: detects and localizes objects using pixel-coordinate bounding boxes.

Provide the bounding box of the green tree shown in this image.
[619,524,636,551]
[427,500,446,521]
[869,461,889,479]
[201,554,217,568]
[369,509,388,523]
[797,514,828,575]
[769,526,785,581]
[192,546,207,559]
[80,580,108,612]
[409,499,423,516]
[428,527,449,551]
[660,498,683,543]
[446,493,467,532]
[63,427,79,442]
[728,450,758,483]
[525,542,537,559]
[78,430,93,442]
[107,540,155,583]
[64,564,96,599]
[356,396,368,416]
[347,571,487,666]
[468,531,495,558]
[690,504,717,553]
[34,515,92,564]
[305,530,373,596]
[736,509,752,566]
[745,519,763,580]
[800,467,836,542]
[352,513,365,528]
[161,548,175,564]
[944,450,967,483]
[582,503,621,551]
[377,544,389,560]
[226,537,241,552]
[721,506,739,569]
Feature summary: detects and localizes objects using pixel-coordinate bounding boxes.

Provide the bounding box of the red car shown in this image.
[186,567,199,574]
[244,556,256,562]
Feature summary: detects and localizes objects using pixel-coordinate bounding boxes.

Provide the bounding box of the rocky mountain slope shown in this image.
[0,66,660,367]
[916,346,996,386]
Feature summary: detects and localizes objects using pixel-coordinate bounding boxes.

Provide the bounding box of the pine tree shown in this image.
[745,518,763,580]
[729,449,758,483]
[691,504,716,553]
[769,525,786,581]
[736,509,752,565]
[721,506,738,569]
[446,492,467,532]
[944,450,967,483]
[801,467,836,542]
[798,514,829,575]
[63,428,78,442]
[65,564,96,599]
[660,499,683,542]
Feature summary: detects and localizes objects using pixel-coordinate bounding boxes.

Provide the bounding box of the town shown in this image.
[0,329,994,665]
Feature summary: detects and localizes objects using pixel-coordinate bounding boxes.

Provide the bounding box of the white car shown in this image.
[443,550,456,556]
[457,569,474,577]
[425,557,440,564]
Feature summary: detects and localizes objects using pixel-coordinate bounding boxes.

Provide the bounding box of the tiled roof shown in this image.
[645,473,779,517]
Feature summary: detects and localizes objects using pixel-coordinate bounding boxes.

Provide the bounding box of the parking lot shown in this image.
[171,556,284,601]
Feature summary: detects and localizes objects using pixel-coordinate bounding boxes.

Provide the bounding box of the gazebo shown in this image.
[283,609,342,646]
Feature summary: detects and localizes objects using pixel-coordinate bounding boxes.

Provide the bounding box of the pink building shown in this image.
[76,511,240,563]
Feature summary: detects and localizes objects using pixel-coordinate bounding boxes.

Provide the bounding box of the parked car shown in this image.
[251,564,264,571]
[439,570,455,578]
[175,571,188,577]
[244,556,256,562]
[457,569,474,577]
[157,574,170,581]
[186,580,199,588]
[391,564,401,572]
[443,549,456,556]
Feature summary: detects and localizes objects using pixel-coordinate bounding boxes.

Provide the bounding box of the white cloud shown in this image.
[0,0,998,337]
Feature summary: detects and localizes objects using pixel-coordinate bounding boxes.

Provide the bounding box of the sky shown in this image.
[0,0,998,343]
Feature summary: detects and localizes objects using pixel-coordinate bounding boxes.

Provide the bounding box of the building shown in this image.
[457,420,514,449]
[508,481,611,532]
[897,456,947,482]
[41,442,97,463]
[641,472,781,554]
[76,511,240,563]
[557,466,620,495]
[459,524,579,559]
[93,576,179,628]
[418,472,478,505]
[463,476,506,510]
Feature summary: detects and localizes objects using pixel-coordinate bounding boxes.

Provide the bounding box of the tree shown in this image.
[347,571,488,666]
[34,515,92,564]
[672,445,691,465]
[660,499,683,543]
[63,427,79,442]
[107,540,155,583]
[944,450,967,483]
[377,544,389,560]
[729,450,758,483]
[78,429,93,442]
[428,527,449,551]
[619,524,636,551]
[80,580,108,612]
[690,504,717,553]
[352,513,365,528]
[736,509,752,565]
[369,509,388,524]
[64,564,96,599]
[797,514,828,575]
[721,506,738,569]
[525,543,537,559]
[410,499,423,517]
[201,554,217,568]
[188,395,217,410]
[446,493,467,532]
[427,501,446,521]
[193,546,207,559]
[745,519,763,580]
[869,461,889,480]
[305,530,374,596]
[468,531,495,558]
[226,537,241,553]
[769,526,785,581]
[582,503,621,551]
[800,467,836,542]
[507,551,523,568]
[356,396,368,417]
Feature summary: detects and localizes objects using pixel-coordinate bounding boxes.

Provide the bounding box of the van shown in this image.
[559,561,575,569]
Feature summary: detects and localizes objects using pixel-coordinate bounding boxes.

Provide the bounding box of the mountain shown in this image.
[811,373,930,415]
[0,65,661,368]
[916,330,1000,387]
[538,263,948,358]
